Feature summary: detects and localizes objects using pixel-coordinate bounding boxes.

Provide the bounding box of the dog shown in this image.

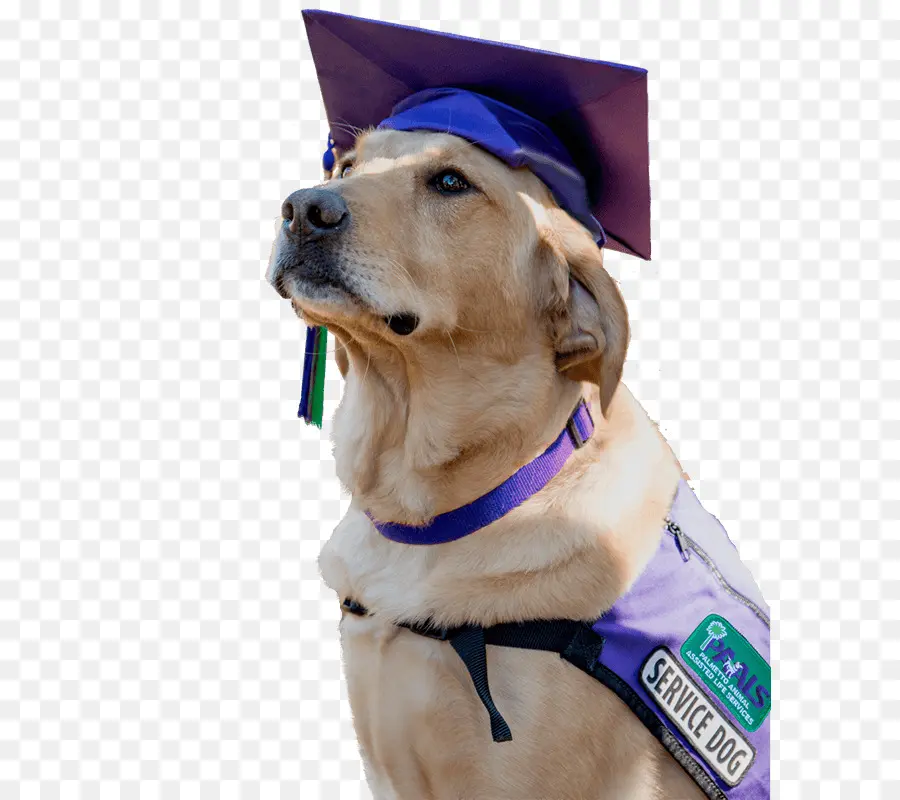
[268,127,752,799]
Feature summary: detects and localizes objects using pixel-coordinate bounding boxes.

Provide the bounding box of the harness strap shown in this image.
[408,617,603,743]
[341,598,603,744]
[341,598,726,799]
[449,626,512,742]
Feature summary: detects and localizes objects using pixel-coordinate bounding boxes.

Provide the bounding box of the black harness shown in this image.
[342,598,603,743]
[341,597,730,800]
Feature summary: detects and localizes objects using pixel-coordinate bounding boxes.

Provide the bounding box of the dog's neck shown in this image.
[320,345,682,626]
[331,330,584,527]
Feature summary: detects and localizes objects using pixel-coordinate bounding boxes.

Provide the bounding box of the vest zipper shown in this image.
[665,519,770,628]
[667,518,692,562]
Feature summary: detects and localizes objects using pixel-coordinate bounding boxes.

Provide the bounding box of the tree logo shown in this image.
[701,620,728,651]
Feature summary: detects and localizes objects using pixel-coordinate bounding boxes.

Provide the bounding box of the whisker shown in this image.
[453,324,518,334]
[361,350,372,388]
[380,255,422,307]
[329,120,370,140]
[383,255,416,286]
[445,330,461,370]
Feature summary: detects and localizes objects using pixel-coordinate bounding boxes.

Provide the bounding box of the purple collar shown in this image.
[369,401,595,545]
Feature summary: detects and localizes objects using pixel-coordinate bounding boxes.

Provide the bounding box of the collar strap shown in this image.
[369,400,594,546]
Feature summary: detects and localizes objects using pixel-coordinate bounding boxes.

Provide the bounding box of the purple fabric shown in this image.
[380,88,606,245]
[302,9,652,259]
[593,481,771,798]
[370,402,594,545]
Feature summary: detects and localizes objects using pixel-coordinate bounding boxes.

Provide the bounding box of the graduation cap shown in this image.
[297,10,651,425]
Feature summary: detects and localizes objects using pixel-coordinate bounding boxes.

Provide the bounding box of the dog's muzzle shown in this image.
[268,188,352,297]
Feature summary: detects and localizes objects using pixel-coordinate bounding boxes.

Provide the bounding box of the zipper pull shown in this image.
[667,518,691,562]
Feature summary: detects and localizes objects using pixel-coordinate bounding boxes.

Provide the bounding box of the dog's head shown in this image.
[268,128,628,417]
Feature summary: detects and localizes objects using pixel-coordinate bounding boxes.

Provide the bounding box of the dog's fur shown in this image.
[270,129,706,799]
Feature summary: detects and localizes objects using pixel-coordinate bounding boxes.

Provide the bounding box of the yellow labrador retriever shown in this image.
[269,128,705,799]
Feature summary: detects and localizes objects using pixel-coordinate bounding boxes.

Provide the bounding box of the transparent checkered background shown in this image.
[1,0,896,797]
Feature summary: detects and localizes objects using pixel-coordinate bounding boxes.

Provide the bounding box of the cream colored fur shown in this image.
[274,129,705,799]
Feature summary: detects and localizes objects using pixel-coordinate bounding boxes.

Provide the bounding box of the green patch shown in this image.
[680,614,771,732]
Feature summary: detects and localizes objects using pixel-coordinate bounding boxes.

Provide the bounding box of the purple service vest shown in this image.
[592,481,771,799]
[347,477,770,799]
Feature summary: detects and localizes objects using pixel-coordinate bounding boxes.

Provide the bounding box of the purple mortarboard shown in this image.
[298,10,651,425]
[303,8,651,259]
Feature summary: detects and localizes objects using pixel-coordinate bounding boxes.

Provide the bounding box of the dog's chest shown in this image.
[320,518,656,798]
[337,608,694,800]
[320,485,769,800]
[337,611,492,797]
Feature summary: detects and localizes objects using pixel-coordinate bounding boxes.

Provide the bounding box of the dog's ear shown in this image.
[547,223,629,417]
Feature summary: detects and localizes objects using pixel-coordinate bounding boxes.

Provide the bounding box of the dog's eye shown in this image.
[339,164,354,179]
[430,169,470,194]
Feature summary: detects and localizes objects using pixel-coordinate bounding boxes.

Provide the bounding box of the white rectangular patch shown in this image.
[640,647,756,787]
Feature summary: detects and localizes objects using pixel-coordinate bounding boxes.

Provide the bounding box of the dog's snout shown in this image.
[282,188,350,239]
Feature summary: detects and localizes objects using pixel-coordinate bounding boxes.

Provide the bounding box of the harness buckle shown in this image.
[566,402,592,449]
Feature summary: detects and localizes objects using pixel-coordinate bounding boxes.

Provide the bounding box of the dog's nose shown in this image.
[282,188,350,239]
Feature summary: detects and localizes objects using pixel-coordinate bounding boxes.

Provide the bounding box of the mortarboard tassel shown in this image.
[322,132,336,176]
[298,325,328,428]
[296,132,337,429]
